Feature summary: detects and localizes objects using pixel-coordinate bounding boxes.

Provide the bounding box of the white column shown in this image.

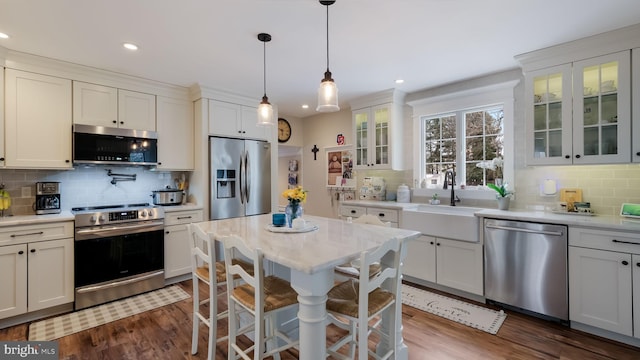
[290,268,334,360]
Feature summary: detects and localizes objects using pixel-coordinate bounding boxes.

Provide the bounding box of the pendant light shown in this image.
[316,0,339,112]
[257,33,274,126]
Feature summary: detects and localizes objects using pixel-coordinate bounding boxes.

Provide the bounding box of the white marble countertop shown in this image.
[161,203,203,212]
[195,213,420,274]
[0,211,75,227]
[476,208,640,232]
[341,200,418,210]
[345,200,640,232]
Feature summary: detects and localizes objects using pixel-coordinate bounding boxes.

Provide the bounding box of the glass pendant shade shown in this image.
[316,75,339,112]
[257,95,274,126]
[317,0,339,113]
[257,32,275,126]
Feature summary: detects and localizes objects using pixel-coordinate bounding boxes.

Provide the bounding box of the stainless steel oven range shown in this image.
[72,203,164,310]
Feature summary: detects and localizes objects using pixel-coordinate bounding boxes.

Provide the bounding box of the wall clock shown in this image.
[278,118,291,143]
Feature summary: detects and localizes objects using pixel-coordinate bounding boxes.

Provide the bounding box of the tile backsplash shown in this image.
[0,167,182,216]
[356,164,640,217]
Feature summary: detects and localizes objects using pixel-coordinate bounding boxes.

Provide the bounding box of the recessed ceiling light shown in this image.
[0,32,9,39]
[395,79,405,84]
[123,43,138,51]
[302,104,309,109]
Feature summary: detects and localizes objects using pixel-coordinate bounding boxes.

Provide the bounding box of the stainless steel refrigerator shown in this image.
[210,137,271,220]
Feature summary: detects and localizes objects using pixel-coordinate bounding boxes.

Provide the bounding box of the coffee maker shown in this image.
[35,182,61,214]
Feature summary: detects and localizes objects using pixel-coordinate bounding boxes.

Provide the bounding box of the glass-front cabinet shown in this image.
[572,51,630,164]
[527,64,572,165]
[354,104,390,169]
[631,47,640,163]
[526,51,631,165]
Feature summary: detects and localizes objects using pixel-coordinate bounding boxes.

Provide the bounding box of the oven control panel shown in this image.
[109,210,139,221]
[73,206,165,228]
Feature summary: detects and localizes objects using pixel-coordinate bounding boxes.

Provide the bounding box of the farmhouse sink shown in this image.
[402,205,481,242]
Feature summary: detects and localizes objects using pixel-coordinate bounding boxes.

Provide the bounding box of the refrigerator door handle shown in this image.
[239,153,245,204]
[244,150,250,203]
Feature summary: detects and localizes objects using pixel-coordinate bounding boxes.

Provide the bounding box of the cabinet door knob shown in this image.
[436,242,440,246]
[575,154,581,159]
[18,250,24,255]
[350,210,356,214]
[165,231,170,234]
[429,241,434,245]
[378,213,385,217]
[30,249,36,253]
[636,262,640,267]
[636,152,640,156]
[0,157,4,161]
[112,120,117,124]
[565,155,571,159]
[65,159,70,163]
[120,121,124,125]
[622,260,629,266]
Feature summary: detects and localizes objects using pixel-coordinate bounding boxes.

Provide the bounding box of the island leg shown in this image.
[290,268,334,360]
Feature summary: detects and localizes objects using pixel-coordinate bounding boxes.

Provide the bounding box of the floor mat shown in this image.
[401,284,506,334]
[29,285,190,341]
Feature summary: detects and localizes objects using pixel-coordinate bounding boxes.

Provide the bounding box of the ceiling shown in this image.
[2,0,640,119]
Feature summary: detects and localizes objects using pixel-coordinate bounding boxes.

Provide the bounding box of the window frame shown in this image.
[409,80,518,200]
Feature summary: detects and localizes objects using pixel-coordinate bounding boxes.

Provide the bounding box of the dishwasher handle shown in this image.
[485,223,564,237]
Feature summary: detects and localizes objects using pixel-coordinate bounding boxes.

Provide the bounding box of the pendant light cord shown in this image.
[263,39,267,97]
[325,3,330,71]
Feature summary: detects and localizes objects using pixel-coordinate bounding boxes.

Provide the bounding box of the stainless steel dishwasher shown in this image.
[484,218,568,322]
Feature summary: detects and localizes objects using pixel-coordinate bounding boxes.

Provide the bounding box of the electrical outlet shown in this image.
[22,186,31,197]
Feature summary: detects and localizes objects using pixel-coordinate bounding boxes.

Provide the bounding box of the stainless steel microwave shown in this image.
[73,124,158,166]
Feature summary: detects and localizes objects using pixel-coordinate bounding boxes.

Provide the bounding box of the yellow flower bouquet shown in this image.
[282,186,307,227]
[282,186,307,204]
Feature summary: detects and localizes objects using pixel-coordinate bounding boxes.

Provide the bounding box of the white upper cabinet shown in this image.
[632,48,640,163]
[0,67,5,167]
[351,89,405,170]
[572,51,631,165]
[118,89,156,131]
[73,81,156,131]
[5,69,72,169]
[208,99,269,141]
[156,96,194,170]
[525,51,631,165]
[72,81,117,127]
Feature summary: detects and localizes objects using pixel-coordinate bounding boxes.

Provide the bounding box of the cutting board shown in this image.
[559,188,582,204]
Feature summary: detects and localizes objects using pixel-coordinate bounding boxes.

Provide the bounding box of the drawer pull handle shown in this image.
[10,231,44,238]
[622,260,629,266]
[177,216,192,220]
[611,239,640,246]
[378,213,385,217]
[351,210,356,214]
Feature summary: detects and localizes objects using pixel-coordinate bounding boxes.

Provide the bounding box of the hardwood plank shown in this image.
[0,280,639,359]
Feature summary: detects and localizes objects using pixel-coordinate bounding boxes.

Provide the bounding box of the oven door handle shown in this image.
[75,221,164,240]
[75,271,165,294]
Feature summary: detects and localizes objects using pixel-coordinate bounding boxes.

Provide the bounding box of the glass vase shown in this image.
[285,201,303,228]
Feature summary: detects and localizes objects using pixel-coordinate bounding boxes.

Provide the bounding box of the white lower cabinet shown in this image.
[569,226,640,339]
[403,235,483,296]
[164,209,203,279]
[339,205,399,227]
[0,222,74,320]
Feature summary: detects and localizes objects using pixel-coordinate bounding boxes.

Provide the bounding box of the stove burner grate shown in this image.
[71,203,151,212]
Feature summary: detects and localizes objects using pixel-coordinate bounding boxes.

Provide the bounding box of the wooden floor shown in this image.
[1,280,639,359]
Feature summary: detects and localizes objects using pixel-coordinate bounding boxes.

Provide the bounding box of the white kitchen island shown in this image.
[195,214,420,360]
